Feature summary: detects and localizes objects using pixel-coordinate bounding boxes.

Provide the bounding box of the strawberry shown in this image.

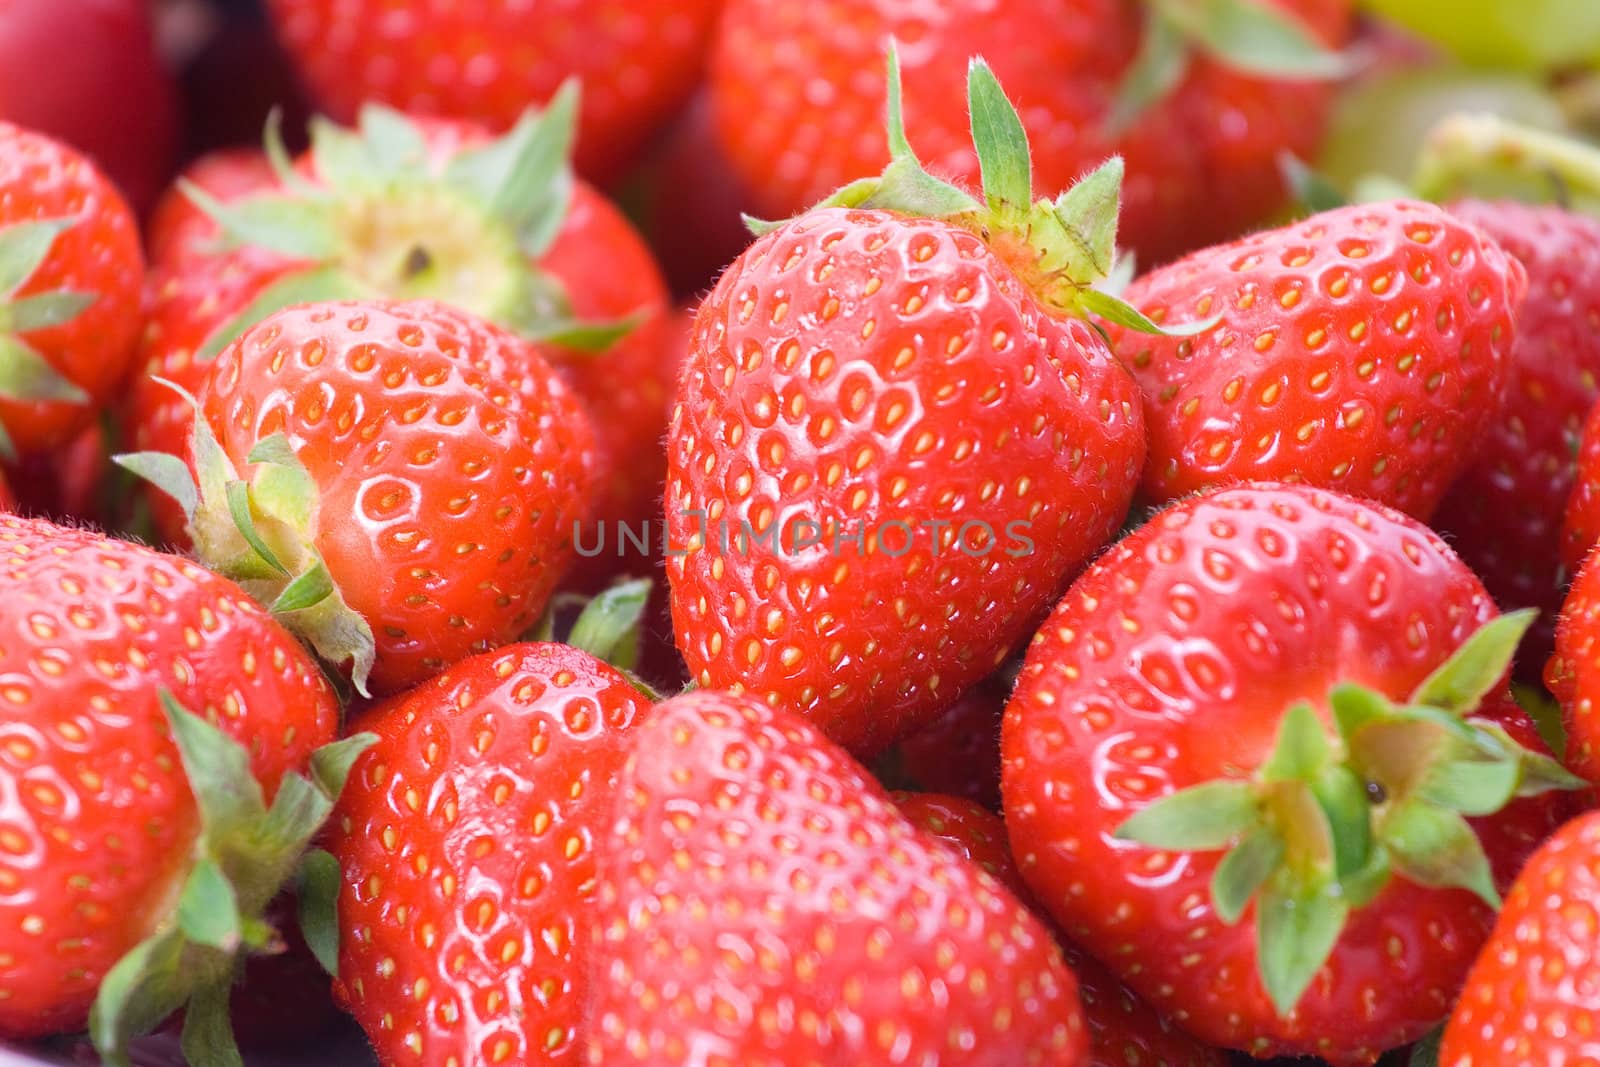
[1562,399,1600,578]
[0,466,12,511]
[710,0,1352,267]
[667,52,1166,755]
[326,638,652,1065]
[1002,482,1578,1062]
[894,792,1229,1067]
[881,679,1008,811]
[124,104,673,556]
[0,513,369,1063]
[262,0,720,182]
[1425,201,1600,667]
[1106,200,1527,519]
[120,298,598,697]
[1438,809,1600,1067]
[0,120,144,457]
[587,688,1088,1065]
[1545,550,1600,785]
[0,0,178,212]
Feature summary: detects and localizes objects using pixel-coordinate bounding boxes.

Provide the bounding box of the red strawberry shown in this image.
[1002,482,1577,1062]
[1426,201,1600,667]
[1562,399,1600,577]
[0,0,178,212]
[1545,550,1600,785]
[124,105,673,556]
[326,640,652,1065]
[1106,200,1527,519]
[893,792,1229,1067]
[0,120,144,457]
[1,421,111,526]
[710,0,1352,266]
[587,688,1088,1065]
[262,0,720,182]
[0,466,12,511]
[667,54,1155,754]
[0,513,365,1063]
[1438,809,1600,1067]
[120,299,598,697]
[883,679,1008,811]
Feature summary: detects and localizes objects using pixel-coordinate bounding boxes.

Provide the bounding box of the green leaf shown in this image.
[256,771,332,857]
[524,312,641,354]
[565,578,652,668]
[296,849,344,977]
[1278,153,1348,214]
[1418,758,1521,816]
[1078,287,1218,338]
[310,731,379,800]
[160,690,266,837]
[4,290,96,332]
[1328,682,1394,742]
[967,58,1032,221]
[0,334,90,403]
[1211,826,1286,923]
[225,480,289,576]
[1107,12,1191,135]
[196,265,370,361]
[1261,702,1332,782]
[444,83,578,258]
[1115,779,1260,849]
[179,980,245,1067]
[358,104,430,178]
[0,215,76,297]
[1157,0,1349,79]
[176,856,243,951]
[88,929,191,1067]
[1409,1027,1442,1067]
[1256,880,1349,1017]
[883,40,916,162]
[1411,609,1534,715]
[1513,681,1567,760]
[271,560,336,613]
[864,157,982,218]
[1309,765,1373,879]
[113,451,199,522]
[1050,157,1124,286]
[180,182,337,261]
[248,434,318,530]
[261,108,322,200]
[247,432,299,467]
[1381,800,1500,907]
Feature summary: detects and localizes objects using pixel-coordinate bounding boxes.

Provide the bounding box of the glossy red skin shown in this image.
[0,514,339,1039]
[1547,552,1600,785]
[0,0,177,212]
[1108,201,1526,520]
[1563,400,1600,578]
[887,679,1007,811]
[893,792,1237,1067]
[1429,202,1600,668]
[710,0,1350,267]
[0,121,144,454]
[587,689,1088,1066]
[263,0,720,183]
[328,643,651,1066]
[1440,809,1600,1067]
[666,207,1145,755]
[1001,483,1568,1063]
[198,300,597,694]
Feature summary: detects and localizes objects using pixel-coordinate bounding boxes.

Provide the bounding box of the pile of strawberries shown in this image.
[5,1,1600,1066]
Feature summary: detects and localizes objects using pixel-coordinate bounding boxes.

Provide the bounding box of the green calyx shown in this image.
[0,215,98,458]
[752,45,1215,336]
[1411,111,1600,216]
[1116,609,1583,1018]
[184,88,634,363]
[115,381,378,696]
[89,691,375,1067]
[527,576,663,700]
[1110,0,1349,134]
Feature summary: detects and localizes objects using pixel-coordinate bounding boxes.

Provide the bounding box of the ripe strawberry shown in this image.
[0,513,366,1063]
[894,792,1229,1067]
[1562,399,1600,577]
[1106,200,1527,519]
[711,0,1352,266]
[1544,550,1600,785]
[262,0,720,182]
[120,299,598,697]
[1002,483,1577,1062]
[587,688,1088,1065]
[124,104,672,556]
[882,679,1008,811]
[326,640,652,1065]
[1,421,112,526]
[0,0,178,212]
[1426,201,1600,667]
[1438,809,1600,1066]
[668,53,1159,754]
[0,120,144,456]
